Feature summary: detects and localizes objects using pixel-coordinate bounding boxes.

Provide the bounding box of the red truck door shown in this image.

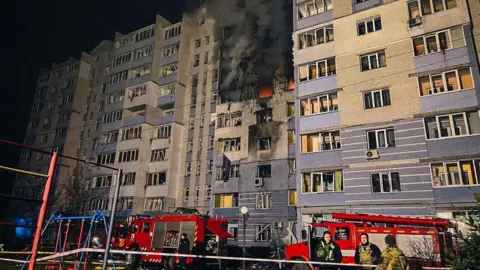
[331,223,356,263]
[135,222,153,249]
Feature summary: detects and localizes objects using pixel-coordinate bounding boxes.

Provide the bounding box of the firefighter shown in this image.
[377,234,410,270]
[315,231,342,270]
[354,232,381,270]
[177,233,190,269]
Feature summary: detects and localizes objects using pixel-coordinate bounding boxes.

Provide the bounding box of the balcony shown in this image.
[163,34,181,47]
[157,93,176,107]
[414,46,470,74]
[299,150,342,169]
[101,120,122,133]
[111,55,154,74]
[298,75,337,97]
[299,111,340,132]
[150,114,174,126]
[159,73,178,85]
[420,88,478,114]
[426,135,480,159]
[114,36,155,56]
[299,192,345,208]
[353,0,381,13]
[122,114,146,127]
[296,10,333,31]
[126,74,151,88]
[160,54,180,66]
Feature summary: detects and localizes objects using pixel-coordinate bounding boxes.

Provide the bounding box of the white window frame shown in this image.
[302,171,343,194]
[100,131,119,144]
[363,89,390,109]
[297,0,333,20]
[418,67,474,96]
[371,172,401,193]
[413,27,465,56]
[425,112,474,139]
[360,51,386,71]
[298,25,334,49]
[96,152,116,165]
[133,45,154,59]
[430,160,480,187]
[128,84,147,98]
[144,197,164,211]
[298,58,336,82]
[357,17,382,35]
[255,225,272,242]
[255,194,272,209]
[121,126,142,141]
[112,52,132,67]
[299,93,338,116]
[219,138,241,153]
[151,149,168,162]
[160,63,178,76]
[121,172,136,186]
[153,125,171,139]
[117,149,139,163]
[367,128,395,149]
[147,172,167,186]
[162,43,180,57]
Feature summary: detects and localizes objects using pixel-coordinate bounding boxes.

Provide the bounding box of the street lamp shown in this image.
[240,206,249,270]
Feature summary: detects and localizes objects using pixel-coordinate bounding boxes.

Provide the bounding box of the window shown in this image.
[147,172,167,186]
[210,113,217,126]
[212,69,219,82]
[214,193,238,208]
[257,165,272,178]
[51,145,64,153]
[300,93,338,116]
[135,27,154,42]
[64,78,75,88]
[212,91,218,103]
[288,159,296,175]
[408,0,457,19]
[96,152,116,165]
[186,163,191,176]
[255,225,271,242]
[360,51,386,71]
[364,89,391,109]
[358,17,382,35]
[189,117,195,130]
[192,74,199,87]
[205,185,212,200]
[199,138,204,152]
[57,111,71,122]
[297,0,333,19]
[39,73,50,83]
[418,68,474,96]
[257,138,272,151]
[298,25,334,49]
[206,36,210,44]
[117,197,134,210]
[25,135,36,145]
[112,52,131,66]
[128,84,147,98]
[203,72,208,85]
[301,131,341,153]
[133,45,154,59]
[288,190,297,206]
[425,111,480,139]
[121,126,142,141]
[200,115,205,127]
[164,25,181,39]
[121,172,136,186]
[32,103,43,113]
[43,118,51,128]
[92,175,112,188]
[162,43,180,57]
[60,94,74,105]
[118,149,139,163]
[144,197,164,211]
[89,198,109,211]
[100,131,118,144]
[51,85,59,94]
[371,172,401,193]
[153,125,171,139]
[256,109,273,123]
[431,160,479,187]
[413,27,464,56]
[217,112,242,128]
[40,134,48,143]
[334,227,350,240]
[299,58,336,82]
[105,90,125,104]
[196,160,201,175]
[218,138,241,153]
[228,224,238,240]
[128,65,150,79]
[20,152,31,163]
[208,136,215,149]
[151,149,168,162]
[256,194,272,209]
[229,164,240,178]
[183,187,190,202]
[204,52,209,64]
[287,102,295,117]
[207,160,213,174]
[367,128,395,149]
[54,128,67,139]
[193,55,200,67]
[35,152,43,161]
[108,71,128,85]
[47,101,55,110]
[102,110,123,123]
[187,139,194,152]
[302,171,343,193]
[28,119,40,128]
[159,83,176,96]
[160,63,178,76]
[36,87,47,98]
[195,39,201,48]
[288,130,296,144]
[195,186,201,201]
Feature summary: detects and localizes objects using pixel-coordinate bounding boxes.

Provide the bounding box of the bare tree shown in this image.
[404,235,438,268]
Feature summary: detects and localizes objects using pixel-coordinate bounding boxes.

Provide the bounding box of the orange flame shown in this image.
[288,79,295,91]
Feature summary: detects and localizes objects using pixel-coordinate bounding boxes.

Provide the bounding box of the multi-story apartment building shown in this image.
[11,41,112,218]
[292,0,480,230]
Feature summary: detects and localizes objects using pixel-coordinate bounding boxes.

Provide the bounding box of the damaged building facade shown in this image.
[292,0,480,230]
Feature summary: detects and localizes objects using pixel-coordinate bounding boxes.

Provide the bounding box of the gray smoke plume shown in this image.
[203,0,290,102]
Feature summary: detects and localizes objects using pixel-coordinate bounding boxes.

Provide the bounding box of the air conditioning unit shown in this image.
[408,16,422,28]
[365,150,380,160]
[254,177,264,187]
[274,221,283,229]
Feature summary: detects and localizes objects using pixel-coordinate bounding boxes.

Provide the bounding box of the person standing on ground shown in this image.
[354,232,381,270]
[177,233,190,269]
[315,231,343,270]
[377,234,410,270]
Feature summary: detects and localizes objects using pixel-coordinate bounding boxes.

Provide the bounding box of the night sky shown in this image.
[0,0,184,218]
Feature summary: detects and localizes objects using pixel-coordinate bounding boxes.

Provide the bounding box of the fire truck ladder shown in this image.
[332,213,450,227]
[20,210,116,270]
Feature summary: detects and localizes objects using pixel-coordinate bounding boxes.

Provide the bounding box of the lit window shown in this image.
[214,193,239,208]
[431,160,479,187]
[301,131,341,153]
[298,58,336,82]
[302,171,343,193]
[418,68,474,96]
[413,27,464,56]
[300,93,338,116]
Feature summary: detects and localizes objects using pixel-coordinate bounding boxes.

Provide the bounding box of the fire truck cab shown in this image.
[286,213,454,270]
[125,210,231,268]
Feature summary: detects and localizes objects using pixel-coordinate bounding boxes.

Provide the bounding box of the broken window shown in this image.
[217,112,242,128]
[151,149,168,162]
[121,172,136,186]
[147,172,167,186]
[229,164,240,178]
[257,164,272,178]
[298,25,334,49]
[256,109,273,123]
[257,137,272,151]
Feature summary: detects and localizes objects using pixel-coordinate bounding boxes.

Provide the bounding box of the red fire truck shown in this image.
[123,211,231,268]
[286,213,455,270]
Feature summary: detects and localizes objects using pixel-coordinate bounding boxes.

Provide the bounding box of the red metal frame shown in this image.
[332,213,450,227]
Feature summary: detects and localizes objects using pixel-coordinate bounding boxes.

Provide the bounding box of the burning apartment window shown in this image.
[217,112,242,128]
[298,25,334,49]
[257,164,272,178]
[121,172,136,186]
[297,0,333,20]
[256,108,273,123]
[257,137,272,151]
[302,171,343,193]
[193,55,200,67]
[147,172,167,186]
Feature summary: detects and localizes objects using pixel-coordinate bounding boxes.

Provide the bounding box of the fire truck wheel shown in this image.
[128,245,141,269]
[291,262,310,270]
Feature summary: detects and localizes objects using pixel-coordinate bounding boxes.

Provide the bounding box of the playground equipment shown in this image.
[20,210,115,270]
